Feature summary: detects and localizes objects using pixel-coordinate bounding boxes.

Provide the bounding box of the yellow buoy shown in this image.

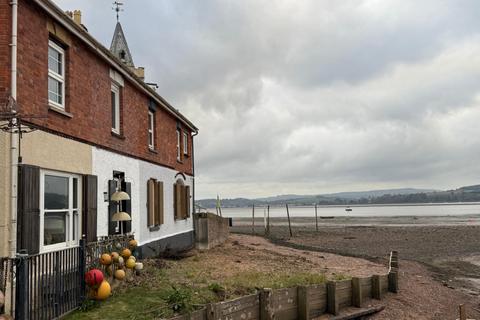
[95,281,111,300]
[126,258,136,269]
[114,269,126,280]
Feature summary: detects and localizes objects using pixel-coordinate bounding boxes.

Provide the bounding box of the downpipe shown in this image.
[9,0,18,259]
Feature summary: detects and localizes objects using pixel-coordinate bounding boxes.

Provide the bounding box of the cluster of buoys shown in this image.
[84,238,143,301]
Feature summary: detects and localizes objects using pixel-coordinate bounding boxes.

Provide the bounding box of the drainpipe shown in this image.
[191,130,198,215]
[9,0,18,258]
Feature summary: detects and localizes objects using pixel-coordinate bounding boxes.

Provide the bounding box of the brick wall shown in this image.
[15,1,194,175]
[0,0,11,103]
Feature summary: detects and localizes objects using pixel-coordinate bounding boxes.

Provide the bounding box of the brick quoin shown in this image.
[15,1,195,175]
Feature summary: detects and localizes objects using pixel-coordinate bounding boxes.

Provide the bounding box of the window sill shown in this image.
[111,131,125,140]
[177,159,183,164]
[49,105,73,118]
[149,225,160,232]
[148,148,158,154]
[183,153,189,158]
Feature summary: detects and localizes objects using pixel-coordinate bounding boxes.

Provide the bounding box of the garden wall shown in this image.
[194,212,230,250]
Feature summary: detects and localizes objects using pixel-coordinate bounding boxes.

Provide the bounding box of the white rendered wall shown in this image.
[92,147,193,245]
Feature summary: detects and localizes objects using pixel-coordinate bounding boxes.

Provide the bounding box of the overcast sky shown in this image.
[54,0,480,199]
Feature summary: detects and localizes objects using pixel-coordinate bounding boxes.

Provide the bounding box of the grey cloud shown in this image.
[55,0,480,198]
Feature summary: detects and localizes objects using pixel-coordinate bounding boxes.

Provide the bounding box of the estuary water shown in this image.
[219,203,480,218]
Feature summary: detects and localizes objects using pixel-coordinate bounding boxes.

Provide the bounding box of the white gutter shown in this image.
[9,0,18,258]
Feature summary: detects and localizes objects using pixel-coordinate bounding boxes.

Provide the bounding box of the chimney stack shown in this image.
[73,10,82,25]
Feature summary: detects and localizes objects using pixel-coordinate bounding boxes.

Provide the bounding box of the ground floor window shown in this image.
[40,170,82,252]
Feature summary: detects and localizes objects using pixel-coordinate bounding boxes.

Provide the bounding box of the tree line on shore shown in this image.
[196,185,480,208]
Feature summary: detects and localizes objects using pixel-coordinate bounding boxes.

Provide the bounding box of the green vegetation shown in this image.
[66,254,330,320]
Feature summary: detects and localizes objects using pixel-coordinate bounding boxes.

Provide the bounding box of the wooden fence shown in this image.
[172,252,399,320]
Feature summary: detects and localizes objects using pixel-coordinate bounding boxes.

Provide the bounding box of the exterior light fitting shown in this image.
[112,211,132,221]
[111,191,130,201]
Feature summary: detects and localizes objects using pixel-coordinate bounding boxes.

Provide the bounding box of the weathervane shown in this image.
[112,1,124,22]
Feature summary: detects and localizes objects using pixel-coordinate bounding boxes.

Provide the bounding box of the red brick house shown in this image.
[0,0,198,260]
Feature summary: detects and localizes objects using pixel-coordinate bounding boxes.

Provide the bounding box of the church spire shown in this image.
[110,22,134,67]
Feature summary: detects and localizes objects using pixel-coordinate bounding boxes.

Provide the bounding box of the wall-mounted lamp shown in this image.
[111,191,130,202]
[112,211,132,222]
[103,192,109,202]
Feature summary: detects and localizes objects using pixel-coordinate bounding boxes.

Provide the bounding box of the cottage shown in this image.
[0,0,198,259]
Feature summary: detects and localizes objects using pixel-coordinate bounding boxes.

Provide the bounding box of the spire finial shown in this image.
[112,1,124,22]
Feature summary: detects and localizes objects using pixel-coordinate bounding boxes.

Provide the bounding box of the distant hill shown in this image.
[195,187,462,208]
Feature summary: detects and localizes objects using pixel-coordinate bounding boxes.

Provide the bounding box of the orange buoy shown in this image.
[111,252,120,263]
[121,248,131,259]
[100,253,112,265]
[128,239,138,249]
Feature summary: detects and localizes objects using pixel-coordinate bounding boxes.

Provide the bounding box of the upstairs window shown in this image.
[148,111,155,149]
[176,130,181,161]
[111,83,120,134]
[183,132,188,155]
[48,40,65,109]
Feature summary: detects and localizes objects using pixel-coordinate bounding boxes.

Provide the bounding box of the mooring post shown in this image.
[388,271,398,293]
[298,286,310,320]
[286,203,293,237]
[459,304,467,320]
[372,275,382,300]
[252,204,255,235]
[327,281,339,315]
[315,203,318,232]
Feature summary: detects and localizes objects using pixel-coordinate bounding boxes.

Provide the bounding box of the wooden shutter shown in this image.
[108,180,117,235]
[185,185,191,218]
[174,183,182,220]
[82,175,98,243]
[17,165,40,254]
[147,179,155,227]
[123,182,132,233]
[155,181,164,225]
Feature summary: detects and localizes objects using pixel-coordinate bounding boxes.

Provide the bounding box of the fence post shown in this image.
[388,271,398,293]
[260,288,274,320]
[372,275,382,300]
[206,302,218,320]
[79,238,86,305]
[326,281,339,315]
[15,255,29,320]
[298,286,310,320]
[352,277,363,307]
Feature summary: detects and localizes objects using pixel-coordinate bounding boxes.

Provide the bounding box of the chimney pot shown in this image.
[73,10,82,25]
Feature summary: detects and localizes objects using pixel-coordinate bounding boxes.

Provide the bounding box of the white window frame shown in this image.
[39,170,82,253]
[111,83,120,134]
[176,130,181,161]
[48,40,65,109]
[183,132,188,155]
[148,111,155,149]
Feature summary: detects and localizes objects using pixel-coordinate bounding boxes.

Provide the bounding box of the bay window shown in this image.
[40,170,81,252]
[48,40,65,109]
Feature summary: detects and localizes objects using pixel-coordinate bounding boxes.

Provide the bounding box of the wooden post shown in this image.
[252,204,255,235]
[314,204,319,232]
[388,271,398,293]
[260,288,274,320]
[206,303,218,320]
[390,251,399,270]
[372,275,382,300]
[286,203,293,237]
[459,304,467,320]
[298,286,310,320]
[327,281,339,315]
[266,205,270,236]
[352,277,363,307]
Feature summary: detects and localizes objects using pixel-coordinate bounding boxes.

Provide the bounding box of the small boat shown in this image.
[345,207,353,212]
[320,216,335,219]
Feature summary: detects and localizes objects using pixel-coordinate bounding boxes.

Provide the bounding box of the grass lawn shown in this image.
[66,237,347,320]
